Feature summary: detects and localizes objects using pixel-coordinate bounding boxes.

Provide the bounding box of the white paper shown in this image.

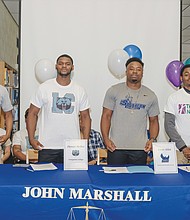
[178,166,190,172]
[102,167,129,174]
[102,166,153,174]
[64,139,88,170]
[30,163,58,171]
[153,142,178,174]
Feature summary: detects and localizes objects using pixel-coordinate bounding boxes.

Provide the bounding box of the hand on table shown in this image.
[104,138,116,152]
[30,139,44,151]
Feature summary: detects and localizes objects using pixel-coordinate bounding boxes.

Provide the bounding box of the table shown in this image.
[0,164,190,220]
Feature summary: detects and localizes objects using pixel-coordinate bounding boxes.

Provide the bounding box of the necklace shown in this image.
[126,86,141,114]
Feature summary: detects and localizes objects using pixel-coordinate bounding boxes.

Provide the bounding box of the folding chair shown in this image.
[97,148,107,165]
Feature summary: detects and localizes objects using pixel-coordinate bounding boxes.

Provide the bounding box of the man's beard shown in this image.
[57,70,72,78]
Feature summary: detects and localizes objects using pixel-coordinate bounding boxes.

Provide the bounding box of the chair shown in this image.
[97,148,107,165]
[26,149,38,164]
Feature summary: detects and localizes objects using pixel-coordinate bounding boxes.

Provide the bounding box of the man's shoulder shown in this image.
[168,88,184,99]
[107,82,125,92]
[0,85,5,89]
[0,85,7,93]
[111,82,125,89]
[71,80,83,88]
[41,78,55,86]
[141,85,157,96]
[14,128,27,135]
[70,81,87,94]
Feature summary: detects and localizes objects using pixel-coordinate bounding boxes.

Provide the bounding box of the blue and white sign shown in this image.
[153,142,178,174]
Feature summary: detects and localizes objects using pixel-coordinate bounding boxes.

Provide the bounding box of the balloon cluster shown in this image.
[35,59,56,83]
[166,58,190,87]
[108,44,142,79]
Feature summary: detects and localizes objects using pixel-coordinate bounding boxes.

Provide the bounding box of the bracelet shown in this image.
[149,137,157,142]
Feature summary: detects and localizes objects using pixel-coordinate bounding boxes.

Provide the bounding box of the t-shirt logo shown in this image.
[120,95,146,110]
[52,92,75,114]
[57,97,71,110]
[178,104,190,114]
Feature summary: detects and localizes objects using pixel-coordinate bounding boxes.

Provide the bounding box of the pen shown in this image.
[26,168,34,172]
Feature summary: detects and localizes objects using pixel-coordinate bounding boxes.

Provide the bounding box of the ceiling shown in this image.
[3,0,19,25]
[2,0,190,61]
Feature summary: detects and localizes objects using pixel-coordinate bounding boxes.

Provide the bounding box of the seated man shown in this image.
[0,128,12,164]
[79,114,105,164]
[88,129,106,165]
[12,108,39,163]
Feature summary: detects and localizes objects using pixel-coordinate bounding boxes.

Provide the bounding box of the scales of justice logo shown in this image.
[67,202,106,220]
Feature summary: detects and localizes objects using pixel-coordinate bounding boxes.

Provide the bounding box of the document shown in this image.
[30,163,58,171]
[153,142,178,174]
[102,166,153,174]
[178,166,190,172]
[64,139,88,170]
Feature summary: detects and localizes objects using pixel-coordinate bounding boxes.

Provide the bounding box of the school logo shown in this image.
[52,92,75,114]
[160,153,169,163]
[72,150,79,156]
[178,104,190,114]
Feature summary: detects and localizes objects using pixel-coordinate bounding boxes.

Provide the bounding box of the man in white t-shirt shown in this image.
[0,85,13,144]
[13,108,39,163]
[27,54,91,163]
[164,64,190,164]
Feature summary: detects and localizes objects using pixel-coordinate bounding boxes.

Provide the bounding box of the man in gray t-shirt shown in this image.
[101,57,160,165]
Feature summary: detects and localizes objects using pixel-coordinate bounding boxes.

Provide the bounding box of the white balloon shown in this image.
[108,49,129,79]
[35,59,56,83]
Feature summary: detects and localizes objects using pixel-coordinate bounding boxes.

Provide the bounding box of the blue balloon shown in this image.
[123,44,142,59]
[183,57,190,65]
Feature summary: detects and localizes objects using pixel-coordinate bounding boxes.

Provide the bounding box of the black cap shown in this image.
[125,57,144,68]
[180,64,190,76]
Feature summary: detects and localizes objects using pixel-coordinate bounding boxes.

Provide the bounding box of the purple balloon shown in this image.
[166,60,184,87]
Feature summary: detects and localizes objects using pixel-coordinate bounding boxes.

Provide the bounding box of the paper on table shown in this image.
[102,167,129,174]
[102,166,153,174]
[178,166,190,172]
[30,163,58,171]
[127,166,154,173]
